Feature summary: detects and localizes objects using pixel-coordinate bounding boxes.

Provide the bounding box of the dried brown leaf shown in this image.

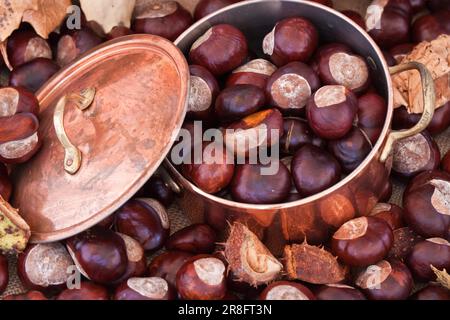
[431,265,450,290]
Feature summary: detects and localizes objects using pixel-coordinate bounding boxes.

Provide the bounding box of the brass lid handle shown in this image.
[53,88,96,174]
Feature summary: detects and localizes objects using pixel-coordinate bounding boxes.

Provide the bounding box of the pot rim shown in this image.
[169,0,393,210]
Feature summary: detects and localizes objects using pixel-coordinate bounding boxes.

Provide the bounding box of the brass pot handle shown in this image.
[53,88,96,175]
[380,62,436,162]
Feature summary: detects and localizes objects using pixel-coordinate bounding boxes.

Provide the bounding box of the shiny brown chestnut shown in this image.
[56,282,110,300]
[166,223,216,254]
[382,51,397,67]
[56,28,103,67]
[410,284,450,300]
[224,108,283,157]
[226,59,277,90]
[328,127,372,173]
[291,144,341,197]
[105,26,133,40]
[230,161,291,204]
[115,198,170,251]
[365,0,412,49]
[442,150,450,174]
[262,17,318,66]
[355,259,413,300]
[406,238,450,281]
[306,85,358,139]
[393,103,450,136]
[66,226,128,284]
[392,131,440,179]
[113,233,147,284]
[215,84,266,122]
[259,281,315,300]
[6,29,52,68]
[341,10,365,29]
[194,0,241,21]
[137,175,174,207]
[310,43,352,74]
[3,291,48,300]
[403,170,450,238]
[114,277,175,300]
[189,24,248,76]
[409,0,426,12]
[388,227,423,260]
[369,203,405,230]
[176,255,227,300]
[389,43,414,64]
[147,250,193,288]
[331,216,394,267]
[412,11,450,43]
[428,0,450,11]
[182,142,235,194]
[266,62,320,114]
[187,64,220,121]
[356,92,387,144]
[315,47,370,94]
[0,86,39,117]
[132,1,193,41]
[379,179,393,202]
[9,57,59,93]
[315,284,366,300]
[0,163,12,202]
[280,117,325,154]
[17,243,74,291]
[0,254,8,294]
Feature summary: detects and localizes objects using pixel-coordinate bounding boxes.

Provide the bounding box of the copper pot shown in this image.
[164,0,436,255]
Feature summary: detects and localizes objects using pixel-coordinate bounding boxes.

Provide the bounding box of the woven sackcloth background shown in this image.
[2,0,449,298]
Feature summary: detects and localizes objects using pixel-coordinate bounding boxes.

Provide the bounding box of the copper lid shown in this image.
[11,35,189,243]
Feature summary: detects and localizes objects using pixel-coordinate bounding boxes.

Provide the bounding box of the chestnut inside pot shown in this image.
[165,0,435,255]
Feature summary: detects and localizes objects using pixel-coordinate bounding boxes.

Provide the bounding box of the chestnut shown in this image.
[66,226,128,284]
[341,10,366,29]
[393,103,450,136]
[292,144,342,197]
[392,131,440,179]
[410,284,450,300]
[0,163,12,202]
[166,223,216,254]
[382,50,397,67]
[428,0,450,12]
[412,11,450,43]
[0,254,8,295]
[187,64,220,121]
[388,227,423,260]
[406,238,450,281]
[0,112,41,164]
[3,291,48,300]
[356,92,387,144]
[403,170,450,238]
[189,24,248,76]
[138,175,174,207]
[280,117,325,154]
[9,58,60,93]
[442,150,450,174]
[226,59,277,89]
[224,108,283,157]
[389,43,414,64]
[132,1,193,41]
[311,43,352,74]
[266,62,320,114]
[113,233,147,284]
[17,242,74,291]
[230,161,291,204]
[114,277,175,300]
[182,142,235,194]
[315,284,367,300]
[96,214,115,229]
[0,86,39,117]
[355,259,413,300]
[259,281,315,300]
[115,198,170,251]
[176,255,227,300]
[315,47,370,93]
[215,84,265,122]
[194,0,241,21]
[379,179,393,202]
[369,203,405,230]
[408,0,426,13]
[147,250,193,288]
[306,85,358,139]
[328,127,372,173]
[56,282,110,300]
[6,30,52,68]
[105,26,133,40]
[331,216,394,267]
[262,17,319,66]
[365,0,412,49]
[56,27,103,67]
